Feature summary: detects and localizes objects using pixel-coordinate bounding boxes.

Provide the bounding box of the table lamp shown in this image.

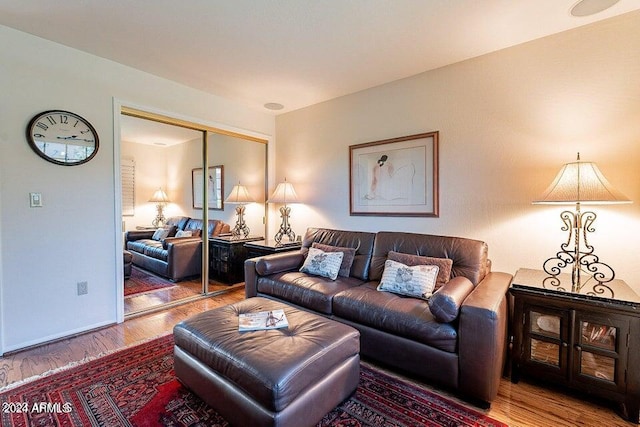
[267,179,299,245]
[533,153,631,293]
[149,188,171,227]
[224,183,255,238]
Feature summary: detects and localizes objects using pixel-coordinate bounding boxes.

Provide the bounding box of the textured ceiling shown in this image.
[2,0,638,114]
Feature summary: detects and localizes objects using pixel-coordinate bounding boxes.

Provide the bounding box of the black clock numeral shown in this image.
[46,116,57,125]
[73,120,79,128]
[36,122,48,131]
[59,115,69,124]
[80,129,90,134]
[33,133,46,138]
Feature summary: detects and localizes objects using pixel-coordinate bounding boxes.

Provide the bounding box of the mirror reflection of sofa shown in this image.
[124,216,230,281]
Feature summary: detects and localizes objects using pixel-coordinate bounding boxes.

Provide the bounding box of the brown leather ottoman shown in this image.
[173,297,360,427]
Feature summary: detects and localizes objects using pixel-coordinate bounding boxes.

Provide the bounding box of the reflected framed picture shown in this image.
[192,165,224,210]
[349,132,439,217]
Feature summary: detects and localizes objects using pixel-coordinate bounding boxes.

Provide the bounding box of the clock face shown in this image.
[26,110,99,166]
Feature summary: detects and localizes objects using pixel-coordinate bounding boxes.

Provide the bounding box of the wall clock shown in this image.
[26,110,99,166]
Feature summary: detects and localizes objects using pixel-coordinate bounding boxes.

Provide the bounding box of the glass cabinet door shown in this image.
[523,305,570,379]
[573,313,628,392]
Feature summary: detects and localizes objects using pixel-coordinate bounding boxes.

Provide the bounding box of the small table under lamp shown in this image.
[149,188,171,227]
[267,179,299,245]
[224,183,255,238]
[533,153,631,296]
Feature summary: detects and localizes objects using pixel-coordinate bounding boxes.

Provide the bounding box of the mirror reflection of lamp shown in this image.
[149,188,171,227]
[533,153,631,294]
[267,178,299,245]
[224,183,255,238]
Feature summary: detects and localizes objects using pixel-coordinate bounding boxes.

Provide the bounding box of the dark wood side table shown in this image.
[510,268,640,422]
[244,239,302,258]
[209,236,263,284]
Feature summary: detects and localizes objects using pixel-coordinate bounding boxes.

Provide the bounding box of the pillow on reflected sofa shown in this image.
[300,247,344,280]
[175,230,193,238]
[387,251,453,290]
[377,259,438,300]
[428,277,474,323]
[311,242,356,277]
[152,225,177,241]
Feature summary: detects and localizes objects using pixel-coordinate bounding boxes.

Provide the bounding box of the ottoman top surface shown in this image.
[173,297,360,412]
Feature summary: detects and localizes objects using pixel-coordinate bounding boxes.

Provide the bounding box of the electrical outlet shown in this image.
[77,281,88,295]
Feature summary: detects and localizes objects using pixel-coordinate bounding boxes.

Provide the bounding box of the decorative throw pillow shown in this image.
[311,242,356,277]
[152,226,175,241]
[387,251,453,290]
[300,247,344,280]
[175,230,193,238]
[377,259,439,300]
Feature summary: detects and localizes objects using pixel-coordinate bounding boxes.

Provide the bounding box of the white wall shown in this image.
[275,12,640,291]
[0,25,274,352]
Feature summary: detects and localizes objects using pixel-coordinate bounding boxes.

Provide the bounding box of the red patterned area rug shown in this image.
[125,267,175,297]
[0,334,507,427]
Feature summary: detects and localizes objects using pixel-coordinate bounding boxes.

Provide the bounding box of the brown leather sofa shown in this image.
[245,227,512,406]
[125,216,229,281]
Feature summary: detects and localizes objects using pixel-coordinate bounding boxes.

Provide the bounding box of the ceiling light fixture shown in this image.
[264,103,284,111]
[570,0,620,17]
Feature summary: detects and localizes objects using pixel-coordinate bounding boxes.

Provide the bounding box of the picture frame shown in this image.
[192,165,224,210]
[349,132,439,217]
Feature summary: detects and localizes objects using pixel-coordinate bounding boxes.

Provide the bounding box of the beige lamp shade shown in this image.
[225,184,254,204]
[533,156,631,205]
[268,180,299,204]
[149,188,171,203]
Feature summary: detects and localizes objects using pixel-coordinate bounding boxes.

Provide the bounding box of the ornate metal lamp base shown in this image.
[273,205,295,245]
[542,204,615,297]
[230,205,250,238]
[152,204,166,227]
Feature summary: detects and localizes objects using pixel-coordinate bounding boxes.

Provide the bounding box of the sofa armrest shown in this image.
[458,271,512,405]
[125,230,154,242]
[166,239,203,281]
[244,251,305,298]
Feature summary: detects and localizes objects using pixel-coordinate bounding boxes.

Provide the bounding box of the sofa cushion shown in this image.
[175,230,193,238]
[312,242,356,277]
[144,242,168,261]
[257,272,365,315]
[387,251,453,290]
[428,276,475,323]
[377,259,438,300]
[302,228,376,281]
[152,226,176,241]
[126,239,156,254]
[300,247,344,280]
[333,282,458,353]
[370,231,489,286]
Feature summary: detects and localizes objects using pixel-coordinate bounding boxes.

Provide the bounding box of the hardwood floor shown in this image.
[1,289,636,426]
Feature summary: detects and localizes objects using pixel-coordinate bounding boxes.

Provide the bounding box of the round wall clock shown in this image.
[26,110,99,166]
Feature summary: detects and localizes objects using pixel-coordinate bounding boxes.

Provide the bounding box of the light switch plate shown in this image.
[29,192,43,207]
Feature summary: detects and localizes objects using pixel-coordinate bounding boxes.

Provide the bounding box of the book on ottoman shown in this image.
[238,310,289,331]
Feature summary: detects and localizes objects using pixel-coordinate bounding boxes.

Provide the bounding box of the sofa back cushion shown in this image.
[302,228,376,281]
[166,216,189,230]
[370,232,489,286]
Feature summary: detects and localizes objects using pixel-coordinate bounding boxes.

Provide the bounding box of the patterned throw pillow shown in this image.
[152,226,174,241]
[300,247,344,280]
[311,242,356,277]
[377,259,439,300]
[387,251,453,290]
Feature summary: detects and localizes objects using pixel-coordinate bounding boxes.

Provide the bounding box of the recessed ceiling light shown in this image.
[570,0,620,17]
[264,103,284,111]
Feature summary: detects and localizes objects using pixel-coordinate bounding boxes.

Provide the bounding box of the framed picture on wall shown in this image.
[192,165,224,210]
[349,132,439,217]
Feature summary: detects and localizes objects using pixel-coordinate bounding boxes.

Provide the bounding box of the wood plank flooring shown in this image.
[1,289,636,426]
